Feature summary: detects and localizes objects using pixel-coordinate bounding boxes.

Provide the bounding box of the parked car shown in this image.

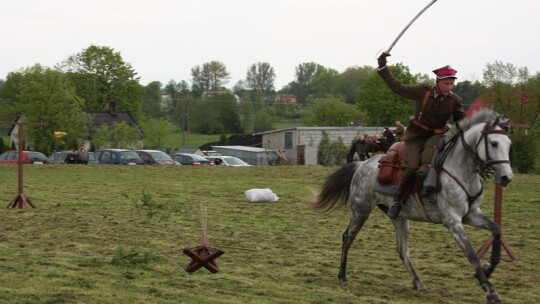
[0,150,49,164]
[95,149,142,165]
[134,150,179,165]
[205,156,251,167]
[48,150,98,164]
[173,153,212,166]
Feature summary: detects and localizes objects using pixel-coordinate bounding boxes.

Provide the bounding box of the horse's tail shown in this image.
[305,162,358,212]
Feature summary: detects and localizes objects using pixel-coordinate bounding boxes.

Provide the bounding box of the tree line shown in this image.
[0,44,538,172]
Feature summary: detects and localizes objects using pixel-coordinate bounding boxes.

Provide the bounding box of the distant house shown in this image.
[202,90,240,102]
[160,94,173,111]
[86,102,143,142]
[274,94,297,104]
[255,126,383,165]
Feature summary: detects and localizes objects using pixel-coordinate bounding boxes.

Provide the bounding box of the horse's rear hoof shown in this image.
[338,274,347,283]
[487,293,501,303]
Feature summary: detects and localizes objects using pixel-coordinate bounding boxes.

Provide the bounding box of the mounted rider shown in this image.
[377,53,466,219]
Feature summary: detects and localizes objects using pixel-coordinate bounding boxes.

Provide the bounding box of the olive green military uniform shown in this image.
[378,66,466,204]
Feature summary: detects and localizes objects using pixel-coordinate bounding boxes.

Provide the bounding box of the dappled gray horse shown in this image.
[306,109,512,303]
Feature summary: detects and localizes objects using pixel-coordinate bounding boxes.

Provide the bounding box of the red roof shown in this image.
[466,98,490,117]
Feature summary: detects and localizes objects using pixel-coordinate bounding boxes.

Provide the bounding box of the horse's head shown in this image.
[461,112,513,186]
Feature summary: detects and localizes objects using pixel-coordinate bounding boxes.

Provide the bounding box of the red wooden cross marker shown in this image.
[183,235,224,273]
[183,206,224,273]
[0,121,45,208]
[477,184,518,261]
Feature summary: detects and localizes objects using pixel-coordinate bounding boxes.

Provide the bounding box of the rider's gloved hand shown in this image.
[378,52,390,68]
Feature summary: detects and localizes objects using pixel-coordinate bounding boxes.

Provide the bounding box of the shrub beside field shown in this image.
[0,165,538,304]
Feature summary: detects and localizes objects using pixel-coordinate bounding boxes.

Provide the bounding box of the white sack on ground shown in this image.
[244,188,279,203]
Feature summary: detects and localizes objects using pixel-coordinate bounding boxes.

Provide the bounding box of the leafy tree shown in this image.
[304,96,365,127]
[139,117,170,149]
[0,137,6,154]
[93,122,140,149]
[357,63,416,126]
[340,66,374,104]
[238,97,254,134]
[143,81,163,118]
[0,64,90,153]
[60,45,144,116]
[296,62,324,87]
[317,130,332,166]
[91,124,110,149]
[482,61,540,126]
[329,136,349,166]
[454,80,481,110]
[245,62,275,93]
[191,61,230,93]
[283,62,325,104]
[511,130,537,173]
[253,109,275,133]
[191,92,240,134]
[309,68,342,101]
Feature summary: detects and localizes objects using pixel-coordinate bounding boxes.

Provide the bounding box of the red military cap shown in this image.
[432,65,457,80]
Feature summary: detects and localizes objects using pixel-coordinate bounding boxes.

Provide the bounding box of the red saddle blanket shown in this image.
[377,142,404,184]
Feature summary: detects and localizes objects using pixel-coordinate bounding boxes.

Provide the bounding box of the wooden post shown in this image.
[477,184,518,260]
[1,121,45,208]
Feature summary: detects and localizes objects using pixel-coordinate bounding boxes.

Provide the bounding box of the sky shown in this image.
[1,0,539,90]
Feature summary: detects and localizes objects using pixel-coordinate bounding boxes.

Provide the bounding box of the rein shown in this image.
[434,119,510,204]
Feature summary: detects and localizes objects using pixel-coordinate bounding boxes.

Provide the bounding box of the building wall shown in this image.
[212,146,278,166]
[259,127,384,165]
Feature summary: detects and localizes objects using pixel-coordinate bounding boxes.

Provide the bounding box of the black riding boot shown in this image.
[388,169,417,219]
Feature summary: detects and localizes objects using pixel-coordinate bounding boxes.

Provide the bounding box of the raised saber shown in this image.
[385,0,438,54]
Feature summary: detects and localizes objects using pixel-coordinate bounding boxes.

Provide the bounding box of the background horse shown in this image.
[363,128,396,159]
[306,109,512,303]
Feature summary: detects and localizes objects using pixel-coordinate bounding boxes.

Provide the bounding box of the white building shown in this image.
[255,126,384,165]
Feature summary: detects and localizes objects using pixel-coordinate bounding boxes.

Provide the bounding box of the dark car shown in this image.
[48,150,97,164]
[134,150,179,165]
[95,149,142,165]
[173,153,212,166]
[0,150,50,164]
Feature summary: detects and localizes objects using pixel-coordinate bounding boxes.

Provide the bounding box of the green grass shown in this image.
[0,165,539,303]
[163,130,220,151]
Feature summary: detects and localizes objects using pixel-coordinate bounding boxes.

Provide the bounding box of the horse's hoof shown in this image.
[487,293,501,303]
[413,280,427,291]
[338,274,347,283]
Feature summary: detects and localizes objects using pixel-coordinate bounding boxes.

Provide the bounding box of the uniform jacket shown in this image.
[378,67,466,137]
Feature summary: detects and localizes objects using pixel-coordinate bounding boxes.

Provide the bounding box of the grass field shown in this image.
[0,164,539,304]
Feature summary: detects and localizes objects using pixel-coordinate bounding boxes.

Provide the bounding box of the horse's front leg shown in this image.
[445,219,501,303]
[463,209,502,278]
[391,218,426,291]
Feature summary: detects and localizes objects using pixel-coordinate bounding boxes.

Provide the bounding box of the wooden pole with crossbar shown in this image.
[0,121,46,208]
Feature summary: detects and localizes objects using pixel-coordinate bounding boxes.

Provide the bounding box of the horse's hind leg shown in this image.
[392,219,427,291]
[338,208,371,283]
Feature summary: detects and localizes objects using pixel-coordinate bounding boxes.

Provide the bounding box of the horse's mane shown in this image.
[445,108,501,138]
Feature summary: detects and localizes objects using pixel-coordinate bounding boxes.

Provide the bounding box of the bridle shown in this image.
[459,118,511,174]
[434,117,511,204]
